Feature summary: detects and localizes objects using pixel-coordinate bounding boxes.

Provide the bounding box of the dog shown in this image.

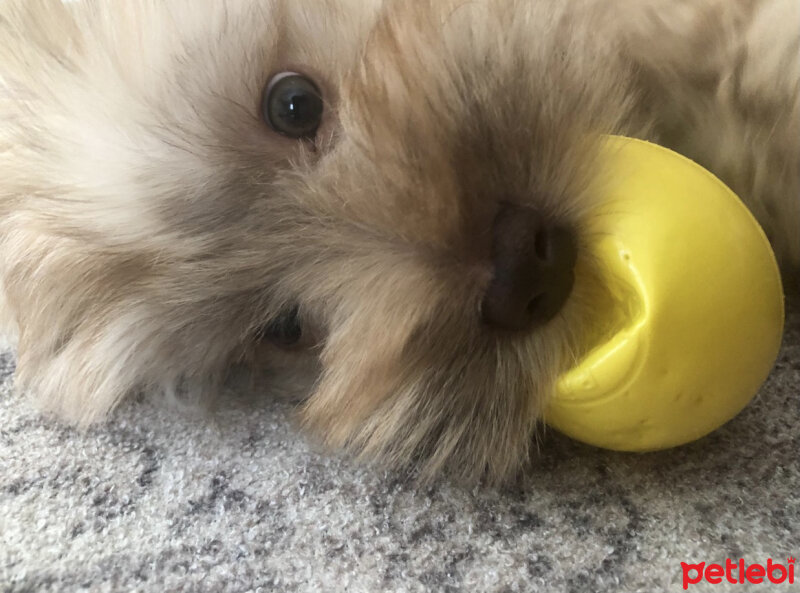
[1,0,797,483]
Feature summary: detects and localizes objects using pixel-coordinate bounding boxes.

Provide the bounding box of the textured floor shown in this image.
[1,306,798,593]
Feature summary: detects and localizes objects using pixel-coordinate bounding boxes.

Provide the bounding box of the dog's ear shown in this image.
[0,3,172,421]
[0,0,271,421]
[3,235,154,423]
[2,227,271,424]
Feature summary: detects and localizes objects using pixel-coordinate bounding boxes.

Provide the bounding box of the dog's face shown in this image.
[1,0,637,482]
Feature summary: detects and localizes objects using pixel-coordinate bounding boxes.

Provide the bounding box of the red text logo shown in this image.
[681,558,795,589]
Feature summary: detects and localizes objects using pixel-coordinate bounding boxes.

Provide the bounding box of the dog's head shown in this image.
[1,0,635,482]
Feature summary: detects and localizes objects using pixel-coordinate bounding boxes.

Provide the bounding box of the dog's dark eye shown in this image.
[262,72,323,139]
[257,305,303,348]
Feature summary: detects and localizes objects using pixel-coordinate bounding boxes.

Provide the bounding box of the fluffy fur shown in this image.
[0,0,797,483]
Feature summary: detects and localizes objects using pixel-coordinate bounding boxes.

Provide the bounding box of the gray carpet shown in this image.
[1,306,798,593]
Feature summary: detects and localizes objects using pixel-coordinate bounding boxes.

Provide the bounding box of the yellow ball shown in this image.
[544,136,784,452]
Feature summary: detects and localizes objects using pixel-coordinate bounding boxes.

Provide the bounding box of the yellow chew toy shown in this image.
[545,136,785,452]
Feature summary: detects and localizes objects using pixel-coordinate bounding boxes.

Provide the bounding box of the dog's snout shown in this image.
[481,204,577,332]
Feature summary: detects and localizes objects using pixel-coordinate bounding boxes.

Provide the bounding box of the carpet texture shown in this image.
[1,306,798,593]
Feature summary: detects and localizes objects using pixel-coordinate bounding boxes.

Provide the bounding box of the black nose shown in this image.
[481,204,577,331]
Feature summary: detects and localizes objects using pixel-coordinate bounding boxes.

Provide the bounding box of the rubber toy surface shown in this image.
[545,136,784,452]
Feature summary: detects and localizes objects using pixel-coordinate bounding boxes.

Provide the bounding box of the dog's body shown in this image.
[1,0,797,482]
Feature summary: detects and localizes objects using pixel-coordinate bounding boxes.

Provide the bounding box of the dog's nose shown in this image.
[481,203,577,331]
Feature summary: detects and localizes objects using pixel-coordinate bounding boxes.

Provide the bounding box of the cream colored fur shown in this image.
[0,0,797,483]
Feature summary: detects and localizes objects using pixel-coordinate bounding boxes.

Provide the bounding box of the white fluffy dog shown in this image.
[1,0,797,482]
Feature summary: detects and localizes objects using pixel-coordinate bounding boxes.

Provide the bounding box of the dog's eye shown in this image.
[262,72,323,139]
[257,305,303,348]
